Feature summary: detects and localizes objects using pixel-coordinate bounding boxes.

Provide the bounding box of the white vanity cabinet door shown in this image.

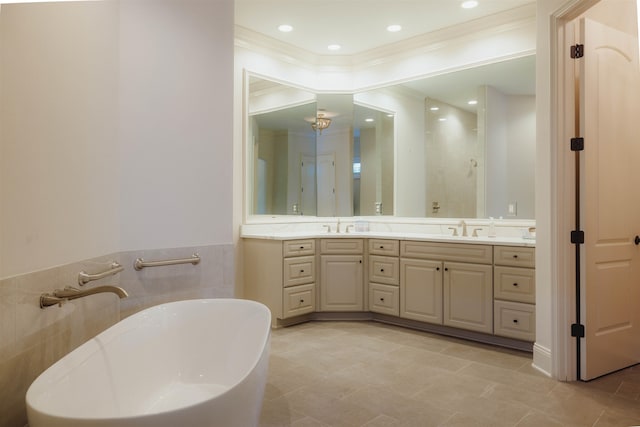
[320,255,364,311]
[369,255,399,285]
[283,283,316,318]
[494,246,535,268]
[369,239,399,256]
[283,255,315,287]
[369,283,399,316]
[443,262,493,334]
[494,266,535,304]
[283,239,316,257]
[494,300,535,341]
[400,258,443,324]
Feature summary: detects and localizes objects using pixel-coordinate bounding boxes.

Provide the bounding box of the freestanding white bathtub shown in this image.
[26,298,271,427]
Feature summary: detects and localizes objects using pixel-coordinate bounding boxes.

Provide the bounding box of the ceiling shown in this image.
[235,0,535,56]
[242,0,536,130]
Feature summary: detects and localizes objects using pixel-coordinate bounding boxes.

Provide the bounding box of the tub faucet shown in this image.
[458,220,468,237]
[40,285,128,308]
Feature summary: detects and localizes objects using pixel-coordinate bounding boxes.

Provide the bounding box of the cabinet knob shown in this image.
[380,268,385,272]
[436,267,440,271]
[379,245,384,249]
[445,267,449,272]
[300,299,305,303]
[512,283,519,287]
[513,319,519,324]
[299,246,304,249]
[513,254,519,259]
[380,297,385,302]
[300,269,305,273]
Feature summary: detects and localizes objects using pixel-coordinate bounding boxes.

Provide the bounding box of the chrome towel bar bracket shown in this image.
[134,253,200,271]
[78,262,124,286]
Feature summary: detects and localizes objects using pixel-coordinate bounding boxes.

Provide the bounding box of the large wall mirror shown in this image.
[246,54,535,219]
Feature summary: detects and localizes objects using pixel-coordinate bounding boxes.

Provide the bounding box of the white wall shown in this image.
[0,2,120,278]
[118,0,234,251]
[0,0,235,279]
[507,95,536,219]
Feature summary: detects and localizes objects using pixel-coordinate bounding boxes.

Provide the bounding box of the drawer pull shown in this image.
[513,255,519,259]
[380,268,385,272]
[299,246,305,249]
[512,283,519,287]
[445,267,449,272]
[300,269,305,273]
[380,297,385,302]
[379,245,384,249]
[513,319,519,324]
[299,299,305,303]
[436,267,440,271]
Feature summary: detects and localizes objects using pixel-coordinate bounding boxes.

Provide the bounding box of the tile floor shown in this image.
[259,321,640,427]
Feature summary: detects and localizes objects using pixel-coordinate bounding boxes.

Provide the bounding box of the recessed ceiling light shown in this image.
[386,114,394,117]
[327,44,341,51]
[387,24,402,33]
[438,117,447,122]
[278,24,293,32]
[365,118,374,122]
[430,107,440,111]
[468,99,478,105]
[461,1,478,9]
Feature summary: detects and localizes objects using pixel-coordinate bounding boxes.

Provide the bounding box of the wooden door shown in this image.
[580,18,640,380]
[317,153,336,216]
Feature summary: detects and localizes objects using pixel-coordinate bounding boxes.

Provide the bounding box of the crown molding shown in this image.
[234,3,536,72]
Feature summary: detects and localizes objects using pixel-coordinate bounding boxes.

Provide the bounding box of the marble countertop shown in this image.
[240,230,536,247]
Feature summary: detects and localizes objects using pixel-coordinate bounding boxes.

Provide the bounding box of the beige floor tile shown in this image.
[262,321,640,427]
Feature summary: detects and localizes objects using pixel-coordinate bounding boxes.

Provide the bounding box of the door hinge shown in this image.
[571,323,585,338]
[571,44,584,59]
[570,137,584,151]
[571,230,585,244]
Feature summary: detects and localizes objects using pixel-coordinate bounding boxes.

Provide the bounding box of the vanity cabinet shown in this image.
[368,239,400,316]
[493,246,536,341]
[443,261,493,334]
[400,241,493,333]
[400,258,443,323]
[320,239,364,311]
[244,238,316,327]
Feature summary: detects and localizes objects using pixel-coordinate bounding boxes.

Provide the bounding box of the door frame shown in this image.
[551,0,602,381]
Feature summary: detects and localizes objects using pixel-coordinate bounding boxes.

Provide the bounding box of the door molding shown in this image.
[550,0,602,381]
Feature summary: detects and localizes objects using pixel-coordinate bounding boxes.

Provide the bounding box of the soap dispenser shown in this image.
[488,217,496,238]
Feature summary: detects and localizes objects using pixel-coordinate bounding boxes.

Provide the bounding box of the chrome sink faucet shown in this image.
[40,285,128,308]
[458,220,468,237]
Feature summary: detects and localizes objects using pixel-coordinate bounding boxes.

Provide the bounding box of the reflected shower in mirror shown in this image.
[353,104,394,216]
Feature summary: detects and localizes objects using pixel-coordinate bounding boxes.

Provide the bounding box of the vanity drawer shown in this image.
[283,239,316,257]
[494,300,535,342]
[401,241,492,264]
[494,266,535,304]
[369,239,399,256]
[283,283,315,318]
[369,283,399,316]
[369,255,399,285]
[494,246,535,268]
[320,239,364,254]
[283,256,315,287]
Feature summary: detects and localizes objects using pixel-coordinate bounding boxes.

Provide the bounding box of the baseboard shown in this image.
[532,342,553,377]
